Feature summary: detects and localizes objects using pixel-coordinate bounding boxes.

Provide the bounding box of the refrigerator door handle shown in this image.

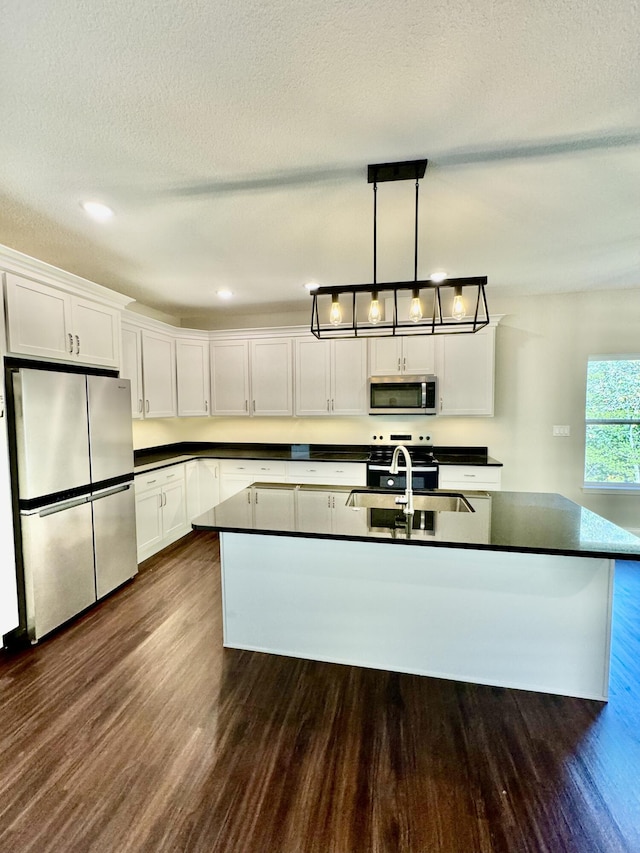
[88,483,132,502]
[34,495,91,518]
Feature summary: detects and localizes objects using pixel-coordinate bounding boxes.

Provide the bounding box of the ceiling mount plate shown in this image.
[367,159,428,184]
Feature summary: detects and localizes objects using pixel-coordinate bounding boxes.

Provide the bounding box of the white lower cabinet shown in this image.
[219,459,287,501]
[438,465,502,491]
[285,461,366,486]
[186,458,221,520]
[296,490,369,536]
[134,465,189,562]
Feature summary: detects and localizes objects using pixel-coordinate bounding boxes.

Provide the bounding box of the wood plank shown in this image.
[1,536,639,852]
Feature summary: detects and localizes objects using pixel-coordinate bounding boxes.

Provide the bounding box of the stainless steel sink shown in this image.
[346,489,473,513]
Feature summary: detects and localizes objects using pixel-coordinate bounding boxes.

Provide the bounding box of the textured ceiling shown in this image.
[1,0,639,321]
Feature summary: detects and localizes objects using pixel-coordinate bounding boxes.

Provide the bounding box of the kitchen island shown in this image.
[193,485,640,701]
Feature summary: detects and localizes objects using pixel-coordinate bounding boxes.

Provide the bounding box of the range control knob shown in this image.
[387,478,395,487]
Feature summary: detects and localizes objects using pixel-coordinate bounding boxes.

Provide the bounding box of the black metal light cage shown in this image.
[309,158,490,340]
[310,278,489,339]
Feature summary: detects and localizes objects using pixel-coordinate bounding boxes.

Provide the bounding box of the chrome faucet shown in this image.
[390,445,413,516]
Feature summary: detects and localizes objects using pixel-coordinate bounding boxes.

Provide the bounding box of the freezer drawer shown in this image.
[92,484,138,598]
[21,499,96,641]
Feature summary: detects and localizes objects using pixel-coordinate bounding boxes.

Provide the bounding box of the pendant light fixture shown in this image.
[310,158,489,339]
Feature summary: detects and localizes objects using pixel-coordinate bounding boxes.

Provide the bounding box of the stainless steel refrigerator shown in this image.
[11,366,137,642]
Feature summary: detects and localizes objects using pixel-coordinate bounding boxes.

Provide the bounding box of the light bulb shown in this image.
[452,286,466,321]
[368,292,381,325]
[329,296,342,326]
[409,289,422,323]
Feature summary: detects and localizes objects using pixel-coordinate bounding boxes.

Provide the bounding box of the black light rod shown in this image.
[310,277,488,296]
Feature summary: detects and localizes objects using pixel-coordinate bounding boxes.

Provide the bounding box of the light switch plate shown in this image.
[553,425,571,437]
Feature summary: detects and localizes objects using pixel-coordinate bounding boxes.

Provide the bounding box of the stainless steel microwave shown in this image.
[368,374,438,415]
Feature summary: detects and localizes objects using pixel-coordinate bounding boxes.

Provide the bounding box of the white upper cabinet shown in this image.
[121,322,144,418]
[295,337,367,416]
[4,273,120,368]
[331,338,368,414]
[294,338,332,416]
[210,340,251,416]
[211,337,293,417]
[437,327,496,416]
[250,338,293,416]
[176,337,210,417]
[141,330,177,418]
[369,336,436,375]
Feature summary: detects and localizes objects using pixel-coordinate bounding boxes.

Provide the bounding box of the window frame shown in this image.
[583,354,640,491]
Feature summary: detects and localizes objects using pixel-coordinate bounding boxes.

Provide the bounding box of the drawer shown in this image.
[135,464,185,494]
[220,459,287,478]
[286,461,366,485]
[438,465,502,490]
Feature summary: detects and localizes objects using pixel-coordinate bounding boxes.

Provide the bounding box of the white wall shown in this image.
[132,287,640,531]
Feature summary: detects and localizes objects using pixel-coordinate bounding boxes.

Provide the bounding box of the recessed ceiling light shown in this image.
[429,271,447,283]
[80,200,114,222]
[304,282,319,291]
[217,289,233,300]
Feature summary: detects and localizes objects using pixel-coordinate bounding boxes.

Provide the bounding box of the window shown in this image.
[584,356,640,488]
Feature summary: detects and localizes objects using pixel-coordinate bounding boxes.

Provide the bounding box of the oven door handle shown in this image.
[368,464,437,472]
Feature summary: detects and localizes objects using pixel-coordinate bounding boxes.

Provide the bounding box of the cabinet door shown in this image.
[295,489,333,534]
[369,338,402,375]
[161,478,188,541]
[141,330,177,418]
[210,340,250,416]
[135,488,164,561]
[71,298,120,367]
[331,338,367,414]
[185,460,201,521]
[176,338,210,416]
[198,459,220,514]
[121,324,144,418]
[253,488,295,530]
[5,273,73,360]
[250,338,293,416]
[294,338,331,416]
[220,473,256,502]
[402,336,436,375]
[438,328,495,416]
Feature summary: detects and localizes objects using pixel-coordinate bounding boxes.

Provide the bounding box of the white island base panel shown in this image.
[220,533,614,701]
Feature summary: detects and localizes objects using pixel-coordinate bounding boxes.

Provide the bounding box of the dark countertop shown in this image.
[133,442,502,472]
[192,484,640,561]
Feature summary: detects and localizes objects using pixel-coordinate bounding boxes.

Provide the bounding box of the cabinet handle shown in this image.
[158,494,162,508]
[255,492,259,503]
[403,357,406,370]
[332,496,335,509]
[247,492,251,504]
[307,469,317,473]
[167,473,175,478]
[397,357,401,372]
[147,479,157,485]
[252,399,256,412]
[335,469,343,473]
[146,400,150,413]
[328,496,331,508]
[245,400,248,412]
[138,398,143,413]
[205,400,208,412]
[327,399,330,412]
[463,473,476,478]
[68,333,73,353]
[331,399,334,411]
[76,335,80,355]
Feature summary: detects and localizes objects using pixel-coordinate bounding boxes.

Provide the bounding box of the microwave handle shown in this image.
[421,383,427,408]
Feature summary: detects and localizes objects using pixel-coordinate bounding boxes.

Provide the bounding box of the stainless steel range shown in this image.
[367,432,438,491]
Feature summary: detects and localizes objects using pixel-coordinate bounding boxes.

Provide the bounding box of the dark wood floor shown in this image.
[1,533,640,853]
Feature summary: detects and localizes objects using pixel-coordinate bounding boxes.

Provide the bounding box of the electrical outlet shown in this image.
[552,425,571,437]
